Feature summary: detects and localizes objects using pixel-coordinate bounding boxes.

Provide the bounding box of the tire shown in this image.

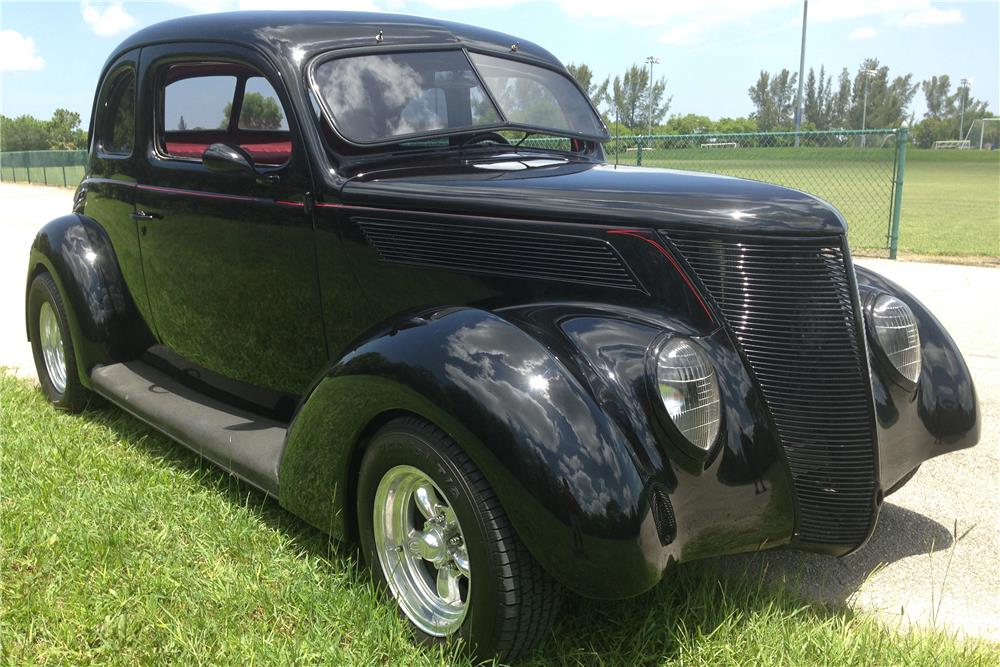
[357,417,560,661]
[27,272,90,412]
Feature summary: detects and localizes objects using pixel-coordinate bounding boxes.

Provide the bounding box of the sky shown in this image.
[1,0,997,129]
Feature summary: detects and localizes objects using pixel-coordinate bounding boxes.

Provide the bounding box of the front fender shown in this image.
[279,306,666,598]
[855,266,980,491]
[25,214,152,385]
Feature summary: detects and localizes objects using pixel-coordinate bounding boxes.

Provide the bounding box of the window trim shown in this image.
[96,65,137,159]
[306,46,609,149]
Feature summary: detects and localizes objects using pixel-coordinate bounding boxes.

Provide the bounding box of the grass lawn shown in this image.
[898,150,1000,257]
[3,372,998,665]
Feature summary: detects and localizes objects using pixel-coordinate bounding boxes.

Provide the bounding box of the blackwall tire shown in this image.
[27,272,90,412]
[357,416,560,661]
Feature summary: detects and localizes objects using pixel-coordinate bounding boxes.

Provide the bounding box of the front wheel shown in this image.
[357,417,560,661]
[27,272,90,411]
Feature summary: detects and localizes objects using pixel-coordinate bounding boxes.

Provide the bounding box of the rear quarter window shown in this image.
[100,70,135,156]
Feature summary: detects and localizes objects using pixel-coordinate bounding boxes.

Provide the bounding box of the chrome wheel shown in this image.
[373,465,471,636]
[39,301,67,394]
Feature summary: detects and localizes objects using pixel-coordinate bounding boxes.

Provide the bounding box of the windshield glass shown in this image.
[468,53,605,138]
[311,50,606,145]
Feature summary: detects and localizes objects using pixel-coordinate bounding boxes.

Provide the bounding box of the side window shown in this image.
[158,63,292,166]
[100,70,135,156]
[239,77,289,131]
[164,75,238,132]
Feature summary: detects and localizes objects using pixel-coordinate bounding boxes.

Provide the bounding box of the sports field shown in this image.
[640,147,999,258]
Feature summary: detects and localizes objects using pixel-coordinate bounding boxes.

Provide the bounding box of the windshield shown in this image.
[311,50,606,145]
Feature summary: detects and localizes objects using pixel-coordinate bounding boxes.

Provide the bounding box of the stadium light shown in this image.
[793,0,808,147]
[645,56,660,141]
[959,78,972,140]
[860,68,878,148]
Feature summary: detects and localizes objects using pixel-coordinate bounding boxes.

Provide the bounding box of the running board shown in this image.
[91,361,285,496]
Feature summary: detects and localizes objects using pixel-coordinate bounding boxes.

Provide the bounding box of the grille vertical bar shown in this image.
[664,232,877,548]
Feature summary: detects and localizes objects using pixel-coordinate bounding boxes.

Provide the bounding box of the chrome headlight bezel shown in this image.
[865,292,922,390]
[646,334,723,461]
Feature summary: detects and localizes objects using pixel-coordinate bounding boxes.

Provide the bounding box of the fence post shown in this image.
[888,127,908,259]
[62,165,68,187]
[636,136,643,166]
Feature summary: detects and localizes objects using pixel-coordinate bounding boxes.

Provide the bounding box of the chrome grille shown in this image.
[664,232,877,548]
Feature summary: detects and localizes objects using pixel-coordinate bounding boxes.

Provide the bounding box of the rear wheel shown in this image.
[357,417,560,661]
[28,272,89,412]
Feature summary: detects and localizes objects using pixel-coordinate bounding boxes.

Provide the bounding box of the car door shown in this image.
[134,43,326,398]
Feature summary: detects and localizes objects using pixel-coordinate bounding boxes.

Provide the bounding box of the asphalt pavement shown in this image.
[1,181,997,640]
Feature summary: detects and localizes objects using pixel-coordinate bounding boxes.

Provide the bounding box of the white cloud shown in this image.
[900,7,963,27]
[81,1,136,37]
[660,23,704,45]
[0,29,45,72]
[848,25,877,40]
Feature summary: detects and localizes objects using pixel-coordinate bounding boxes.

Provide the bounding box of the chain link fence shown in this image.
[600,128,908,258]
[4,129,908,257]
[0,150,87,189]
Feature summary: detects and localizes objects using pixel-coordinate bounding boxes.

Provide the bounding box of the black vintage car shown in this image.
[26,11,979,660]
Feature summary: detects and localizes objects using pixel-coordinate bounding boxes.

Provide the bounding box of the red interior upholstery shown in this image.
[165,140,292,165]
[164,127,291,165]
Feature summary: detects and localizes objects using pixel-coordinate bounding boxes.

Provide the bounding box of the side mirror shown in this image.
[203,143,256,177]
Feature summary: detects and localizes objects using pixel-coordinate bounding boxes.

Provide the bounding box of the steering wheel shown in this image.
[459,132,512,147]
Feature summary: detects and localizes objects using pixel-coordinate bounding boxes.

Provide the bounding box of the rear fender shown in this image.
[25,214,152,385]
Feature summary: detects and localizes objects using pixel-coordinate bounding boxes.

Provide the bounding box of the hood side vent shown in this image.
[355,217,642,291]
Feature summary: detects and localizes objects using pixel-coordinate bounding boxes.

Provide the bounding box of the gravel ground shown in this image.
[2,182,997,640]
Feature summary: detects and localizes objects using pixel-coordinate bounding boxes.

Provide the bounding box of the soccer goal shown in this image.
[932,140,971,150]
[965,118,1000,150]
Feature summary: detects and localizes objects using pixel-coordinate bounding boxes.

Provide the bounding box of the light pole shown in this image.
[645,55,660,142]
[959,78,972,141]
[793,0,808,147]
[860,68,877,148]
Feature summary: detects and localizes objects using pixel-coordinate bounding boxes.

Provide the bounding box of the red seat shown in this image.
[165,140,292,165]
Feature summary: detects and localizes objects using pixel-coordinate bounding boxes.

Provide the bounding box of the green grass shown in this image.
[641,147,999,257]
[3,372,998,665]
[897,150,1000,256]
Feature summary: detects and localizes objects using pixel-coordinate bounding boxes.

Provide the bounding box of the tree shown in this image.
[804,66,839,129]
[921,75,959,119]
[47,108,86,149]
[224,92,284,130]
[566,62,609,111]
[847,58,917,130]
[0,109,87,151]
[747,69,797,130]
[610,64,671,131]
[915,75,991,145]
[831,68,852,128]
[662,113,714,134]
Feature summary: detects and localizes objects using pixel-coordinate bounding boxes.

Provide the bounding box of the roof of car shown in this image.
[111,11,562,71]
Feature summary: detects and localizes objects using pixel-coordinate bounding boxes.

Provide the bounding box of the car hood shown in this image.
[340,157,847,235]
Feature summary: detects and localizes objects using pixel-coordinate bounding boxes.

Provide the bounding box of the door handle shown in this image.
[130,210,163,221]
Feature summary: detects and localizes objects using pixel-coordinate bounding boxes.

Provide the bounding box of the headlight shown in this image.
[655,337,721,452]
[870,294,921,384]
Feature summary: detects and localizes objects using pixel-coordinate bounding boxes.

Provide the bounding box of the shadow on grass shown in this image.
[75,396,956,665]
